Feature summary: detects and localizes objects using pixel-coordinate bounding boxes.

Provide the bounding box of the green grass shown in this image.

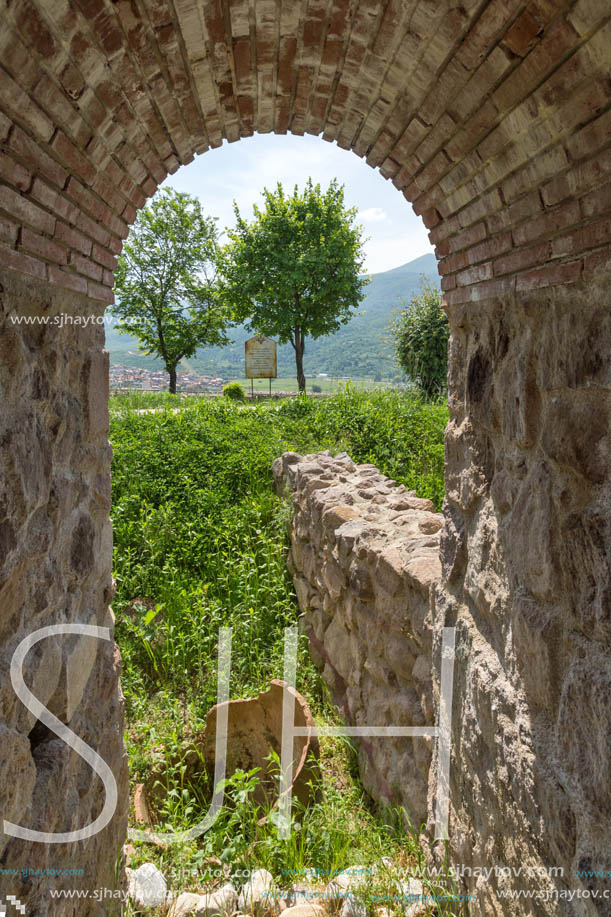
[111,389,457,912]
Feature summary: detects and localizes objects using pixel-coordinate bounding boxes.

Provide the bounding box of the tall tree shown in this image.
[391,279,448,397]
[112,188,230,393]
[219,179,368,392]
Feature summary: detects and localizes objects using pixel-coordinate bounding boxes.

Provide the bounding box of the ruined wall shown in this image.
[0,270,128,914]
[273,450,443,829]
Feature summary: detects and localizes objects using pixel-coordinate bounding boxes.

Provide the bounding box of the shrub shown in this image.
[391,279,449,398]
[223,381,246,401]
[311,384,322,393]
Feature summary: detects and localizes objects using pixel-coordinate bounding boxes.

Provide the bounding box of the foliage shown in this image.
[111,390,449,904]
[219,179,368,392]
[223,381,246,402]
[392,279,450,398]
[112,187,231,392]
[105,253,440,381]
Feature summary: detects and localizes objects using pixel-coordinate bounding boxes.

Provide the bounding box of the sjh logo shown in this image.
[0,896,26,915]
[6,624,456,845]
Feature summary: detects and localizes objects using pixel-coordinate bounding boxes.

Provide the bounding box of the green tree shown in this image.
[219,179,368,393]
[112,188,230,393]
[392,278,449,397]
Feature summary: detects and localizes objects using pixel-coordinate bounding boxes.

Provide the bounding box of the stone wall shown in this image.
[0,270,128,915]
[432,274,611,915]
[273,450,443,828]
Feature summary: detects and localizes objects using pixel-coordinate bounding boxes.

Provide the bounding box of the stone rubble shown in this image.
[127,860,431,917]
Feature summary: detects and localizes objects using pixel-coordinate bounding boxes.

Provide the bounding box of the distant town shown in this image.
[109,364,226,393]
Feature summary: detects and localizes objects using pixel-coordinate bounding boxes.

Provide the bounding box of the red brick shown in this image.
[0,68,54,142]
[583,248,611,276]
[14,0,57,60]
[467,232,513,265]
[487,190,542,235]
[565,109,611,162]
[51,131,96,185]
[20,227,68,265]
[0,183,55,234]
[91,243,117,271]
[0,239,46,279]
[102,268,114,287]
[502,147,569,203]
[107,235,123,255]
[581,181,611,220]
[551,217,611,258]
[32,74,92,148]
[67,177,128,239]
[30,178,80,225]
[503,10,541,55]
[429,212,461,245]
[55,220,92,256]
[493,241,550,276]
[516,259,582,291]
[444,285,473,306]
[88,279,114,303]
[456,262,494,286]
[568,0,610,36]
[121,202,137,225]
[8,127,68,189]
[458,189,504,230]
[513,200,581,246]
[92,174,129,215]
[0,111,11,141]
[542,148,611,207]
[441,274,457,292]
[141,176,157,198]
[456,0,524,69]
[0,152,31,192]
[48,264,88,295]
[451,220,488,252]
[76,210,111,248]
[0,214,18,244]
[438,251,469,276]
[70,250,103,281]
[470,275,516,301]
[492,19,578,112]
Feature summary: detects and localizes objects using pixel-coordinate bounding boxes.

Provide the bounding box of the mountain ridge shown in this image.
[105,252,439,379]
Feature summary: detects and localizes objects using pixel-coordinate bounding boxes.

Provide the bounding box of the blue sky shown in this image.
[160,132,433,275]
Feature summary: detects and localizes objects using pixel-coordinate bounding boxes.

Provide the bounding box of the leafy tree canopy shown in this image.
[219,179,368,391]
[112,187,231,392]
[391,278,449,398]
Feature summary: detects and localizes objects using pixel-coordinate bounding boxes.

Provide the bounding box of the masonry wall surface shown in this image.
[0,270,128,914]
[431,273,611,915]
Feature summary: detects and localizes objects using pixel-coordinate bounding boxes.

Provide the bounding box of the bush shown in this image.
[223,381,246,401]
[392,279,449,398]
[311,384,322,393]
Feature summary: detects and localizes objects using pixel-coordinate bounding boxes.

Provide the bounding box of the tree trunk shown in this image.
[168,367,177,394]
[294,330,306,393]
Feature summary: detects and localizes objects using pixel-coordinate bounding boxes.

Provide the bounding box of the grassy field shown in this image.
[110,390,456,912]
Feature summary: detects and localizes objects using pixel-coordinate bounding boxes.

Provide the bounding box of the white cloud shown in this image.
[358,207,387,223]
[162,132,434,274]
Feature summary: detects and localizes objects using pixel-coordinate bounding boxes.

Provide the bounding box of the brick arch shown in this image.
[0,2,609,913]
[0,1,609,302]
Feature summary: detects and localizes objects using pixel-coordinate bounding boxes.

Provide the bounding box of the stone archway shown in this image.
[0,1,609,913]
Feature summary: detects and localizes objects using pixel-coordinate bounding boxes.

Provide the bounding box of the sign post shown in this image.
[245,334,277,397]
